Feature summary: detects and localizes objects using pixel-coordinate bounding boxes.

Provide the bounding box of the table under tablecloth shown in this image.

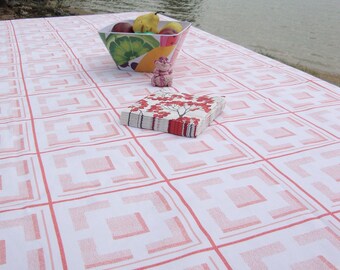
[0,12,339,270]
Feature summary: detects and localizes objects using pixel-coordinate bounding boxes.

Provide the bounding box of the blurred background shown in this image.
[1,0,339,85]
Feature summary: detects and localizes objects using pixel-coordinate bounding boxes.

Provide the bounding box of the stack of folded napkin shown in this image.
[120,90,225,138]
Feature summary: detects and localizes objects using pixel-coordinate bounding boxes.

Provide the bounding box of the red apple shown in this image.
[111,22,134,33]
[159,28,178,35]
[159,28,179,46]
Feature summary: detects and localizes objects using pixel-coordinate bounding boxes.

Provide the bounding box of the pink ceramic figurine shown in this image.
[151,57,173,87]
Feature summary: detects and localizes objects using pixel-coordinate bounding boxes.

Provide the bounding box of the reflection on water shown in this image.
[67,0,340,75]
[69,0,205,24]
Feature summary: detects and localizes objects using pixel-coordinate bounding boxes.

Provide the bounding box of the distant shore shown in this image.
[0,1,93,20]
[1,1,339,86]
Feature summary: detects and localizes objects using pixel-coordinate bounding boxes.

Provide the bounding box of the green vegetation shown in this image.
[0,0,91,19]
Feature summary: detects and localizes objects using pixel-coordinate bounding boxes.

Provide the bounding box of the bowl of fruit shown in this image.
[98,12,191,72]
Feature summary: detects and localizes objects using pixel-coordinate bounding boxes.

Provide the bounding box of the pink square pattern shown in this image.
[0,207,63,269]
[220,217,340,269]
[173,74,249,95]
[100,82,153,109]
[24,73,94,95]
[22,59,81,78]
[182,31,238,59]
[53,184,210,269]
[259,82,340,111]
[78,55,117,71]
[172,162,325,245]
[227,114,336,158]
[29,89,109,118]
[138,126,260,178]
[35,111,127,151]
[297,106,340,137]
[0,156,47,210]
[203,54,270,73]
[86,68,150,86]
[226,67,307,90]
[0,121,35,158]
[173,59,215,78]
[41,140,163,200]
[0,65,19,79]
[0,79,23,98]
[19,41,70,63]
[270,144,340,212]
[0,97,29,123]
[218,91,286,122]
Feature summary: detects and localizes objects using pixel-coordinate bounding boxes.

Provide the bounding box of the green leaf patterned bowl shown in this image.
[98,20,191,73]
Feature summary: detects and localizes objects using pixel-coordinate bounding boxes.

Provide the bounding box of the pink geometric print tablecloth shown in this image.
[0,12,339,269]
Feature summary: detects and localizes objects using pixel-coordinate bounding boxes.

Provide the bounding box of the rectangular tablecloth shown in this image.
[0,12,339,270]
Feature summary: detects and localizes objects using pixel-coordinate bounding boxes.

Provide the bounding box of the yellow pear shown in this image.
[133,12,161,33]
[160,21,183,33]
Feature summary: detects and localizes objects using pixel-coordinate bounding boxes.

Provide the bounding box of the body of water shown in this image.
[68,0,340,75]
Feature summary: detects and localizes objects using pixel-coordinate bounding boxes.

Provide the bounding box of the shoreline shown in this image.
[1,2,339,86]
[257,52,340,87]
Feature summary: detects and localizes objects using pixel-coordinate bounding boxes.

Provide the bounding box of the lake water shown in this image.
[67,0,340,75]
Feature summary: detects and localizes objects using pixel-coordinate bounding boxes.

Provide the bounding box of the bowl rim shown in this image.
[98,20,191,37]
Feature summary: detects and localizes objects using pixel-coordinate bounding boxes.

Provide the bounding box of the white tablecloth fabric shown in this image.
[0,12,339,270]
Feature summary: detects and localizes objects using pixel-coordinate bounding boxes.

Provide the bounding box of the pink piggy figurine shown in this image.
[151,57,173,87]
